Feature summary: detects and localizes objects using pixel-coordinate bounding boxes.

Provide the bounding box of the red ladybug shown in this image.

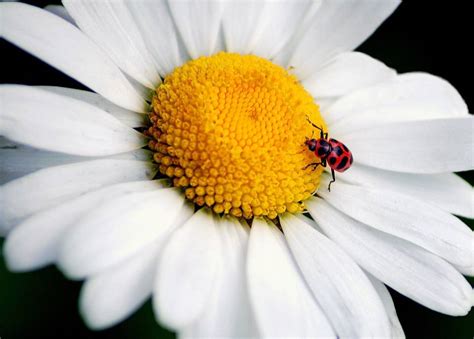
[303,116,353,191]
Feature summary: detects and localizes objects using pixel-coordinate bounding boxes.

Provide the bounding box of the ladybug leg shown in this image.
[303,159,327,171]
[328,168,336,191]
[295,148,306,155]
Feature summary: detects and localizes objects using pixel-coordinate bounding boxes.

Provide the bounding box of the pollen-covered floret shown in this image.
[148,52,326,219]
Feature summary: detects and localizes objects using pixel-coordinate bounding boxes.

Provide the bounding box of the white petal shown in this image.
[247,218,335,338]
[58,188,190,279]
[307,198,473,316]
[0,85,147,156]
[340,117,474,173]
[181,218,258,338]
[327,72,469,131]
[127,0,189,77]
[63,0,160,89]
[303,52,396,99]
[221,1,265,54]
[319,177,474,267]
[0,142,87,184]
[275,0,400,79]
[44,4,75,24]
[80,244,158,330]
[78,208,195,332]
[168,0,224,59]
[0,159,156,234]
[3,180,167,272]
[0,141,152,185]
[154,209,222,330]
[0,2,146,111]
[250,0,312,59]
[341,164,474,219]
[124,72,154,101]
[366,274,405,339]
[454,262,474,277]
[39,86,148,128]
[318,98,337,114]
[281,214,391,338]
[109,149,153,161]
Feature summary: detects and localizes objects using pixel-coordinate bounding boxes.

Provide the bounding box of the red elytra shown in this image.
[303,117,353,191]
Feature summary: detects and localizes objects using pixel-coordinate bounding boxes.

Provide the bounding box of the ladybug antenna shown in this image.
[306,115,327,139]
[289,138,308,156]
[290,147,307,156]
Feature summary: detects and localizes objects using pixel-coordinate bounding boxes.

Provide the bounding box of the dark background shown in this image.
[1,1,473,338]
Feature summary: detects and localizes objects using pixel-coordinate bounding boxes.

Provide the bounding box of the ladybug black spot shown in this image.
[337,156,348,170]
[333,146,343,156]
[319,139,329,147]
[328,156,336,165]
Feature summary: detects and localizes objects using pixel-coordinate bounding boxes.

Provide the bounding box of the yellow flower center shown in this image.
[148,52,326,219]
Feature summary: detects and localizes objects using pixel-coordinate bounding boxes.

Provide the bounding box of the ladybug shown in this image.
[303,116,353,191]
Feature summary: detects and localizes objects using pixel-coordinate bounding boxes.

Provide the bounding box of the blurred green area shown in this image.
[1,1,473,338]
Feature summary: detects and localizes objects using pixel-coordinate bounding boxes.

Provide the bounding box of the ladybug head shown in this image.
[304,138,317,151]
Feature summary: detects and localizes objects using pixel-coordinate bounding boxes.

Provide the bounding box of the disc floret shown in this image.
[148,52,326,219]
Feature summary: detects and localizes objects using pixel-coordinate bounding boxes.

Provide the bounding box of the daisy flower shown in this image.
[1,1,473,338]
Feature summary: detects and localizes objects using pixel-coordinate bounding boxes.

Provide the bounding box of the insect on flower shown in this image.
[304,116,353,191]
